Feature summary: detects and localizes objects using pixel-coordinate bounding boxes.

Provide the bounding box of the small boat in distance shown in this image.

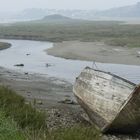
[73,67,140,133]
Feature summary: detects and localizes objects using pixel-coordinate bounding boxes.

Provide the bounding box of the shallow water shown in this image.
[0,39,140,84]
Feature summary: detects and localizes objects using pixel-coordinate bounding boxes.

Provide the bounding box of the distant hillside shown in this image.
[96,2,140,18]
[43,14,71,21]
[17,3,140,21]
[13,9,97,21]
[1,2,140,22]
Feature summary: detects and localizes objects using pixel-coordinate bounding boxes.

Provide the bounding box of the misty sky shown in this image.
[0,0,140,12]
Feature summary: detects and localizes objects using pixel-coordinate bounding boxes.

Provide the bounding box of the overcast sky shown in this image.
[0,0,140,12]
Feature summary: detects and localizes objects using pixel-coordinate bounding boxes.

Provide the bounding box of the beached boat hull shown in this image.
[73,67,140,133]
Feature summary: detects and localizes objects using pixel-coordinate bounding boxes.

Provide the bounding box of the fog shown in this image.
[0,0,139,12]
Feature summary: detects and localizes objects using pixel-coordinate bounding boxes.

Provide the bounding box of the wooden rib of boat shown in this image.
[73,67,140,133]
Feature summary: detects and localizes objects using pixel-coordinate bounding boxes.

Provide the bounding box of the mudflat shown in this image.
[0,67,84,129]
[47,41,140,65]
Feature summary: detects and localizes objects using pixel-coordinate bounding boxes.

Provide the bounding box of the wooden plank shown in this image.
[73,67,137,133]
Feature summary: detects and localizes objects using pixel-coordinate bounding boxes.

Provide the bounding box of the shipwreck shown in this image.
[73,67,140,133]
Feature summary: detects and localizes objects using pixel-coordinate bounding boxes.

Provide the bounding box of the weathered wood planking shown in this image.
[73,67,140,133]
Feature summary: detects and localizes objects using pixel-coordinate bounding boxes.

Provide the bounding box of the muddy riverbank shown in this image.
[0,66,139,139]
[0,67,84,128]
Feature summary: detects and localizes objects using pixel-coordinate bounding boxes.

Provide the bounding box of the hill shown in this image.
[96,2,140,18]
[43,14,71,21]
[1,2,140,23]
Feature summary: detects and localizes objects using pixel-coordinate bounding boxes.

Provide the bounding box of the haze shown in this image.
[0,0,140,12]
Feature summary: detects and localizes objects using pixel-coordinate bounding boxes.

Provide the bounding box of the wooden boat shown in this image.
[73,67,140,133]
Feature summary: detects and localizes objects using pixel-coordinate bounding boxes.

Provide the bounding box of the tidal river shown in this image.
[0,39,140,84]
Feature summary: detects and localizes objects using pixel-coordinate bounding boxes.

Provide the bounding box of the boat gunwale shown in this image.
[84,66,136,86]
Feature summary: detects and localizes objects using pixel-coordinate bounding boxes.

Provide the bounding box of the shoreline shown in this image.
[0,42,11,50]
[1,37,140,66]
[0,66,84,129]
[0,66,139,139]
[0,39,139,139]
[47,41,140,65]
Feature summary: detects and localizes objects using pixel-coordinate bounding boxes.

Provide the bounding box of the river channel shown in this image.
[0,39,140,84]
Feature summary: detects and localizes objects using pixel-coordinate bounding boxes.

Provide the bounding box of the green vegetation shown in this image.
[0,110,25,140]
[0,20,140,47]
[0,86,101,140]
[0,42,11,50]
[0,87,46,130]
[47,125,101,140]
[0,86,46,140]
[43,14,71,21]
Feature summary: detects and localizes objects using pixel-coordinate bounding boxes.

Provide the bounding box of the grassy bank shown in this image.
[0,42,11,50]
[47,125,101,140]
[0,86,101,140]
[0,20,140,47]
[0,86,46,140]
[0,110,25,140]
[0,87,46,130]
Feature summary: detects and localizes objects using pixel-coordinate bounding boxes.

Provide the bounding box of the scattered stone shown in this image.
[24,72,28,75]
[37,100,43,105]
[26,53,31,56]
[65,95,71,98]
[46,63,54,67]
[58,99,78,105]
[137,52,140,58]
[14,64,24,67]
[81,112,92,123]
[46,108,83,130]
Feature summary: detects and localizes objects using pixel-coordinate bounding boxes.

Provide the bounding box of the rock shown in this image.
[37,100,43,105]
[81,112,92,123]
[24,72,28,75]
[14,64,24,67]
[26,53,31,56]
[46,108,82,130]
[46,63,54,67]
[58,99,78,105]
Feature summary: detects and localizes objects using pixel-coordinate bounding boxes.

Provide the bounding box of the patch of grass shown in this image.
[0,86,46,130]
[24,125,101,140]
[47,125,101,140]
[0,110,25,140]
[0,86,102,139]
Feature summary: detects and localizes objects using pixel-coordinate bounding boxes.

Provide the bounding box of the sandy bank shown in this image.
[47,41,140,65]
